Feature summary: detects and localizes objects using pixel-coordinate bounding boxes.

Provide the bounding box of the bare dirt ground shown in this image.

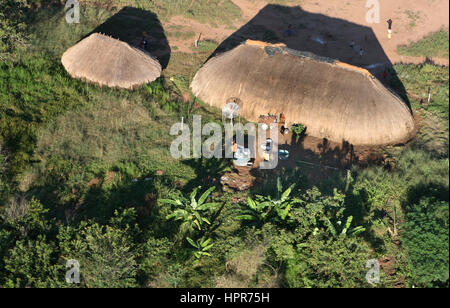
[165,0,449,66]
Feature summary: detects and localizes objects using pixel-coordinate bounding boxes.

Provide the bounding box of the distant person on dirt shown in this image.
[387,19,393,39]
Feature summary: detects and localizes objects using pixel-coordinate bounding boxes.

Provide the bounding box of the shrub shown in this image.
[403,195,449,287]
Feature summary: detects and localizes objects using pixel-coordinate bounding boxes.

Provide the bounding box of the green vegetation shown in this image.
[404,196,449,287]
[291,123,306,142]
[0,0,28,62]
[391,63,449,124]
[186,237,215,260]
[162,186,219,233]
[404,10,422,29]
[398,28,449,59]
[0,1,448,289]
[134,0,242,28]
[191,40,219,52]
[238,179,297,225]
[57,0,243,28]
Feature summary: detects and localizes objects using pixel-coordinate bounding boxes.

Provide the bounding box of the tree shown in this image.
[58,221,138,288]
[161,186,219,233]
[0,0,29,62]
[2,236,64,288]
[0,197,59,287]
[403,196,449,287]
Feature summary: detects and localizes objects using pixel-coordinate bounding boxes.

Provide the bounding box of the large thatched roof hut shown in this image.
[61,33,162,89]
[191,40,415,145]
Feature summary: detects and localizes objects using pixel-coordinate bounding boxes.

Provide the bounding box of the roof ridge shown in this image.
[243,39,374,79]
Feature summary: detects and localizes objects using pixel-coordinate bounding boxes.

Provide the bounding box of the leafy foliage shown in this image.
[161,186,219,232]
[0,0,29,62]
[285,236,370,288]
[403,195,449,287]
[290,124,306,142]
[58,220,138,288]
[237,178,297,225]
[186,237,215,259]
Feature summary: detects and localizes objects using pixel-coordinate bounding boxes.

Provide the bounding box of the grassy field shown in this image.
[76,0,243,28]
[397,27,449,59]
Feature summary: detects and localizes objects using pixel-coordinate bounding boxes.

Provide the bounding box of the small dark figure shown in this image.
[387,19,393,39]
[140,37,148,50]
[387,19,393,30]
[383,69,389,81]
[285,24,294,37]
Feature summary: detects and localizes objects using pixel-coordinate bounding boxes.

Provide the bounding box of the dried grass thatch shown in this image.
[61,33,162,89]
[191,40,415,145]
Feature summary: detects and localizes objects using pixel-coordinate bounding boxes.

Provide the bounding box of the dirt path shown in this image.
[166,0,449,66]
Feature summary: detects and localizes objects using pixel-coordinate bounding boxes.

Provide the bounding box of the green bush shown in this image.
[403,195,449,287]
[285,236,370,288]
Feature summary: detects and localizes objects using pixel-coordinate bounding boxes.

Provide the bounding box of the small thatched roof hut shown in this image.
[191,40,415,145]
[61,33,162,89]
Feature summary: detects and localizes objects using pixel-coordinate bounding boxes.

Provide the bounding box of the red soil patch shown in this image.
[88,177,100,187]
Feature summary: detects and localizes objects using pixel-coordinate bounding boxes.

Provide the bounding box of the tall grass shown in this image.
[392,63,449,122]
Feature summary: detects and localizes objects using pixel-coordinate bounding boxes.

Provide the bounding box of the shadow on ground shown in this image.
[89,6,171,68]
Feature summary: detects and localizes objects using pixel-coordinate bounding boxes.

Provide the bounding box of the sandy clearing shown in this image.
[166,0,449,66]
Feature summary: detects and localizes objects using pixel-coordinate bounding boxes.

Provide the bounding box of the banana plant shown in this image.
[236,196,273,224]
[186,237,215,259]
[160,186,218,232]
[323,215,365,237]
[272,178,296,220]
[238,178,298,224]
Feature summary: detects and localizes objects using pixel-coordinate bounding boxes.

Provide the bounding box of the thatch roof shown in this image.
[61,33,162,89]
[191,40,415,145]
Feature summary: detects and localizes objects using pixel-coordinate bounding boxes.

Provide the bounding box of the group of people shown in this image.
[350,40,364,58]
[349,19,394,59]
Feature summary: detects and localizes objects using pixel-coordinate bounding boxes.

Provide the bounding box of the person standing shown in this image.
[140,31,149,51]
[387,19,393,39]
[285,24,294,37]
